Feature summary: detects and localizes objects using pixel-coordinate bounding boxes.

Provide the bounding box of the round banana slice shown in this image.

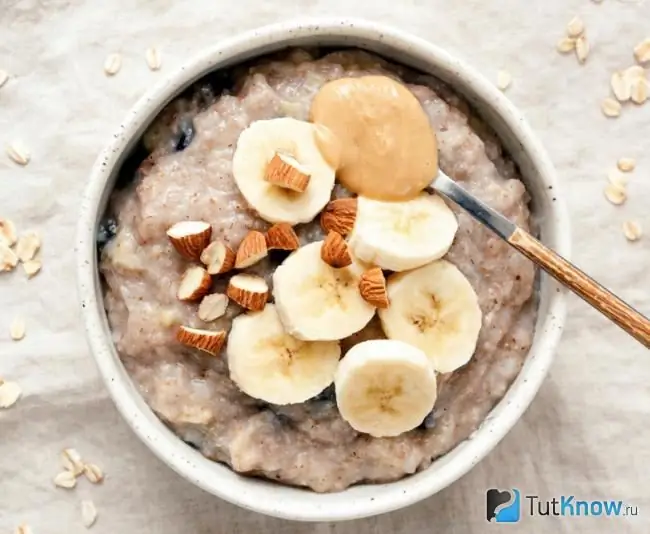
[378,259,482,373]
[227,304,341,405]
[232,118,336,224]
[335,339,437,437]
[348,193,458,272]
[273,241,375,341]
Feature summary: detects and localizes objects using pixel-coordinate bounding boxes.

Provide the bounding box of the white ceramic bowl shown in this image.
[76,18,569,522]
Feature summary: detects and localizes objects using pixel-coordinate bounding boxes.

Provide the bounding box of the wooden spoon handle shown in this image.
[509,227,650,348]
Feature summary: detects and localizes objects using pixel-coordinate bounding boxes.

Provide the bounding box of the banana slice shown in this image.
[232,118,336,224]
[273,241,375,341]
[378,260,482,373]
[335,339,437,437]
[227,304,341,405]
[348,193,458,272]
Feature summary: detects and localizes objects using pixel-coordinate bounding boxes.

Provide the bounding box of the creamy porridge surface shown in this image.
[100,49,536,492]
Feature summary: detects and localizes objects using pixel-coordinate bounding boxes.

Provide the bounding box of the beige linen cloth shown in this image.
[1,0,649,532]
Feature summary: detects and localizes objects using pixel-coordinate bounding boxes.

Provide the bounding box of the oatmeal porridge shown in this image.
[99,49,536,493]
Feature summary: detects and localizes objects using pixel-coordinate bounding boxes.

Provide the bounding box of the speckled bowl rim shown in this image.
[76,17,569,522]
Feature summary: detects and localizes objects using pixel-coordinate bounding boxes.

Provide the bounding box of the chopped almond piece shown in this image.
[265,223,300,251]
[264,152,311,192]
[198,293,229,322]
[321,231,352,268]
[167,221,212,260]
[200,240,235,275]
[359,268,390,309]
[320,197,357,236]
[177,326,226,355]
[227,274,268,311]
[235,231,268,269]
[177,266,212,301]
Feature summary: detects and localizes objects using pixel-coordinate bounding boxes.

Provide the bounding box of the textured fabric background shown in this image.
[1,0,649,532]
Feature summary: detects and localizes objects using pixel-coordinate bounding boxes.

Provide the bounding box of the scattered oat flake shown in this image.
[634,38,650,64]
[557,37,576,53]
[631,78,648,104]
[601,97,621,117]
[624,65,645,82]
[604,183,627,205]
[6,142,30,166]
[23,259,41,278]
[15,232,40,262]
[608,168,629,187]
[83,463,104,484]
[54,470,77,489]
[10,317,25,341]
[0,219,17,247]
[496,70,512,91]
[0,243,18,271]
[81,500,98,528]
[62,448,85,476]
[104,53,122,76]
[0,70,8,88]
[617,157,636,172]
[575,35,589,63]
[0,381,22,408]
[15,524,33,534]
[145,47,162,71]
[623,220,642,241]
[610,71,631,102]
[567,16,585,38]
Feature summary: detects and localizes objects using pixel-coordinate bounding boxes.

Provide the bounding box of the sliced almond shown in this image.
[145,47,162,71]
[81,500,98,528]
[53,470,77,489]
[601,97,621,118]
[0,380,22,408]
[62,448,85,476]
[604,183,627,205]
[575,35,589,64]
[631,78,648,104]
[167,221,212,260]
[0,69,8,88]
[617,158,636,172]
[198,293,229,322]
[177,266,212,301]
[176,326,227,355]
[567,16,584,38]
[321,231,352,268]
[611,71,631,102]
[0,243,18,271]
[22,259,41,278]
[358,267,389,309]
[265,222,300,251]
[608,168,629,187]
[496,70,512,91]
[200,240,235,275]
[320,197,357,236]
[264,152,311,193]
[235,230,268,269]
[104,53,122,76]
[15,231,41,262]
[10,317,25,341]
[0,219,17,247]
[623,220,642,241]
[557,37,576,53]
[226,273,268,311]
[6,142,30,166]
[634,38,650,64]
[83,463,104,484]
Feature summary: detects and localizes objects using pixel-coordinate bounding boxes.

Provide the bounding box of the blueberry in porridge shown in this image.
[99,49,536,492]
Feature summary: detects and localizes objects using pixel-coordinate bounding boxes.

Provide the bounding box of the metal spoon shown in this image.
[428,170,650,348]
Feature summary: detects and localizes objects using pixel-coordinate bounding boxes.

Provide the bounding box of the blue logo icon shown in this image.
[486,488,521,523]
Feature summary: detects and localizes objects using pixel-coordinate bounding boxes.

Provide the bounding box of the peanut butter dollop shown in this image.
[310,75,438,201]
